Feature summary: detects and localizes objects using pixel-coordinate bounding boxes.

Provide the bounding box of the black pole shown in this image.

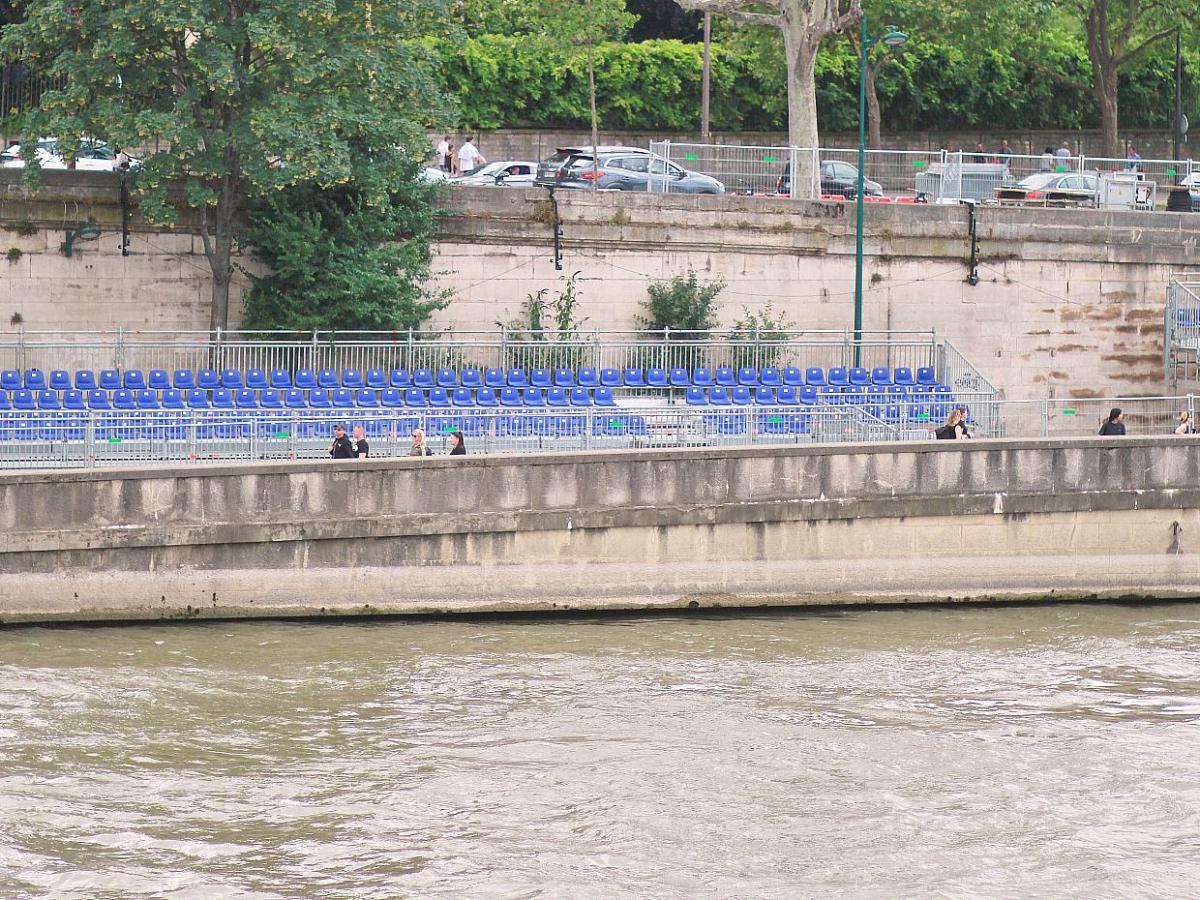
[119,171,130,256]
[1175,28,1184,179]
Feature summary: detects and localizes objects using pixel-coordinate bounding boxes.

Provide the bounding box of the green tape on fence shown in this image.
[1061,408,1077,415]
[762,155,778,163]
[1167,169,1177,176]
[108,437,122,443]
[274,431,290,438]
[684,153,699,160]
[768,416,784,423]
[1056,164,1069,171]
[915,413,930,421]
[912,160,927,167]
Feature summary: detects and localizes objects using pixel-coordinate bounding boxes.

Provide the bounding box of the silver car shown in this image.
[452,160,538,187]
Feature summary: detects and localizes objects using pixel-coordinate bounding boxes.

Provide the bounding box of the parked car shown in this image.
[1167,175,1200,212]
[453,160,538,187]
[775,160,884,198]
[995,171,1099,207]
[1,138,135,171]
[421,167,451,183]
[535,146,725,194]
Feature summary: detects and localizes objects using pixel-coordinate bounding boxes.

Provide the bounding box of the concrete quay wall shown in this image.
[1,438,1198,624]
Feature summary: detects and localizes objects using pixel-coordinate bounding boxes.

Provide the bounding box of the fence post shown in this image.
[753,325,761,371]
[662,325,670,371]
[15,324,24,372]
[116,326,126,371]
[1040,398,1050,437]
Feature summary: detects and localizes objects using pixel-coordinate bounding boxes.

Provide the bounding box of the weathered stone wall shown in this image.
[2,438,1199,624]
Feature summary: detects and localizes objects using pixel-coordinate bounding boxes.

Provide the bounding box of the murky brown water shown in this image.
[2,604,1199,899]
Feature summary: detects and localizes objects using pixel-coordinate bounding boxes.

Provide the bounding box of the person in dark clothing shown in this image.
[935,408,966,440]
[329,424,355,458]
[352,425,369,459]
[448,430,466,455]
[1099,408,1126,436]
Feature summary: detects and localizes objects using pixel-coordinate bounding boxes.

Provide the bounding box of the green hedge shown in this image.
[432,35,1196,134]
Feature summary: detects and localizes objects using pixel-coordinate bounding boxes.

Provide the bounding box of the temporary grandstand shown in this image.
[0,328,997,468]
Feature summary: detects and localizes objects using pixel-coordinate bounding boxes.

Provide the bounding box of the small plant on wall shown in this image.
[634,269,724,371]
[727,302,796,371]
[498,271,590,370]
[6,247,22,263]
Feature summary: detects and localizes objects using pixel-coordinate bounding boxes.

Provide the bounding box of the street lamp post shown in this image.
[855,18,908,366]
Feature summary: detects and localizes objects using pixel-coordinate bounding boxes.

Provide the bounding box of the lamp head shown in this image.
[881,27,909,48]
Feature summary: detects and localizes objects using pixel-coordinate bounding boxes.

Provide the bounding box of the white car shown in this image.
[1,138,135,171]
[1182,173,1200,196]
[421,167,451,183]
[452,160,537,187]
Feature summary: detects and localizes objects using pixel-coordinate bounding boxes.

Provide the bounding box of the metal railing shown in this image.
[649,140,1197,207]
[0,404,903,470]
[0,327,967,384]
[964,395,1193,440]
[1164,273,1200,386]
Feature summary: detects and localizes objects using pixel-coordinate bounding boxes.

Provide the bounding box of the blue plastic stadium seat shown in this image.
[593,414,631,437]
[692,367,714,387]
[483,368,505,388]
[867,385,887,403]
[754,387,777,404]
[218,368,241,389]
[737,367,758,386]
[196,368,219,390]
[849,367,870,387]
[97,370,120,391]
[715,366,736,387]
[760,368,782,388]
[805,367,826,387]
[547,387,570,408]
[646,367,669,388]
[594,387,617,407]
[757,411,790,435]
[112,389,136,410]
[135,389,159,410]
[819,386,842,405]
[436,367,457,387]
[235,388,258,409]
[554,368,575,387]
[799,386,818,405]
[828,367,849,387]
[186,389,209,410]
[308,388,332,409]
[500,387,522,407]
[283,388,308,409]
[476,388,499,407]
[340,368,363,389]
[0,389,10,411]
[452,387,474,407]
[407,368,431,389]
[330,388,353,408]
[893,366,915,387]
[380,387,402,408]
[870,367,892,385]
[460,368,482,389]
[577,368,599,389]
[244,368,267,390]
[74,370,98,390]
[0,370,19,391]
[355,389,378,408]
[427,387,450,408]
[162,390,185,410]
[49,370,71,391]
[507,368,529,387]
[623,367,645,388]
[777,386,800,405]
[685,386,708,406]
[669,367,690,387]
[388,368,410,388]
[844,385,867,404]
[569,387,593,407]
[63,389,87,411]
[523,387,546,407]
[211,389,234,410]
[782,366,803,386]
[704,413,745,435]
[916,366,937,386]
[315,368,338,389]
[709,386,732,406]
[268,369,291,389]
[530,368,552,388]
[24,369,47,390]
[120,370,145,390]
[37,389,62,410]
[282,368,310,390]
[142,369,167,391]
[732,386,753,405]
[12,389,34,410]
[365,368,387,389]
[599,368,622,388]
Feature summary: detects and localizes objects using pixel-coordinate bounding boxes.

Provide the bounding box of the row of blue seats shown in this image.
[2,365,943,392]
[685,384,953,406]
[0,386,624,411]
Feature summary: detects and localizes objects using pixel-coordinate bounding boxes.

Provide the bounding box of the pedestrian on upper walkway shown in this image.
[1099,408,1126,436]
[936,408,967,440]
[352,425,369,459]
[448,430,466,455]
[1055,142,1073,164]
[1124,145,1142,172]
[329,424,355,459]
[1174,410,1193,434]
[457,136,485,175]
[409,428,432,457]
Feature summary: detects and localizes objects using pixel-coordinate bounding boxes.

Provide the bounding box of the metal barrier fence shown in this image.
[1164,274,1200,386]
[964,395,1193,439]
[0,328,959,383]
[650,140,1198,207]
[0,404,902,470]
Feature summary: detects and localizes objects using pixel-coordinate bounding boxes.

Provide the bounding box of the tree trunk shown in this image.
[866,61,882,150]
[783,28,819,199]
[204,198,235,332]
[588,35,599,191]
[1093,64,1120,159]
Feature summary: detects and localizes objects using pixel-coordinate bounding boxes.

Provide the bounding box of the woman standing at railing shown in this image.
[1175,411,1193,435]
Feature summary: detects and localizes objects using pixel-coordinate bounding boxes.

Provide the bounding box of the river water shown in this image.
[1,603,1199,899]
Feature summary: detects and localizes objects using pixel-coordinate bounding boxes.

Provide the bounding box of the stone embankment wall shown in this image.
[1,438,1199,624]
[1,172,1198,399]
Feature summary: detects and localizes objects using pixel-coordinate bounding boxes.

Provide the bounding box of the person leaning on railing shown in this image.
[1098,408,1126,436]
[1175,411,1193,435]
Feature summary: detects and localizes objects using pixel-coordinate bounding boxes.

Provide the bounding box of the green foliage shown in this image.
[639,270,723,335]
[2,0,454,327]
[727,302,796,370]
[240,156,448,333]
[498,271,590,370]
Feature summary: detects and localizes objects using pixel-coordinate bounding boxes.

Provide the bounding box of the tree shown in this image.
[241,153,448,332]
[678,0,862,196]
[1051,0,1192,158]
[1,0,452,330]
